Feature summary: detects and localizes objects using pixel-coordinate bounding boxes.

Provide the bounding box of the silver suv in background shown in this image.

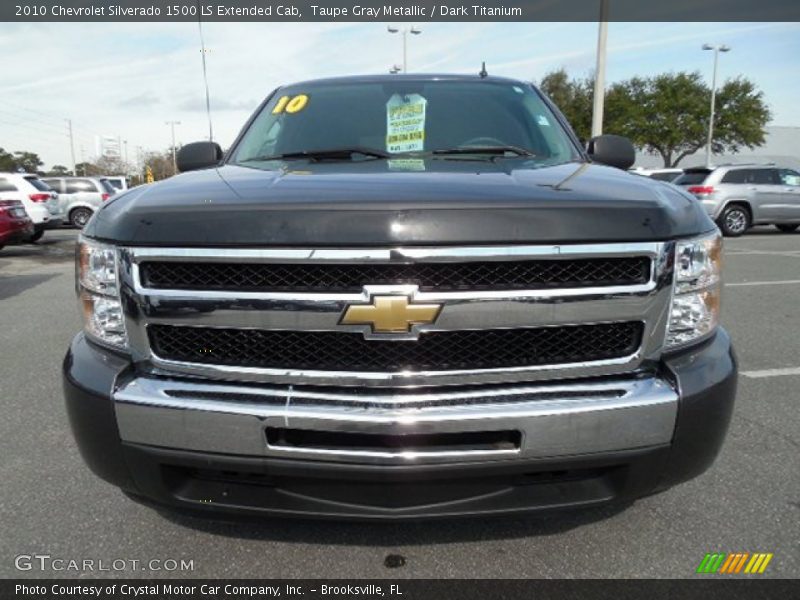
[43,177,116,228]
[675,164,800,236]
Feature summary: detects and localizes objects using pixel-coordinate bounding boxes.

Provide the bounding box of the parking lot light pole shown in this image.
[165,120,181,175]
[702,43,731,168]
[66,119,76,176]
[387,26,422,73]
[591,0,610,138]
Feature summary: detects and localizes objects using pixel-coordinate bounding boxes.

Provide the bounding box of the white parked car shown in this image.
[0,172,64,241]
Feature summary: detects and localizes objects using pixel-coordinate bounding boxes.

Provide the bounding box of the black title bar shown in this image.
[5,579,800,600]
[4,0,800,22]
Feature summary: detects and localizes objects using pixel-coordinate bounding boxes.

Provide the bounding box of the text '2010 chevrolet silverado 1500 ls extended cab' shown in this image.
[63,74,736,520]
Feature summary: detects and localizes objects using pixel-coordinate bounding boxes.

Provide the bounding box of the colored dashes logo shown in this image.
[697,552,773,574]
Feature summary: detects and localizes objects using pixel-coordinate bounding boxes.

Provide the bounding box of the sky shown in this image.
[1,21,798,169]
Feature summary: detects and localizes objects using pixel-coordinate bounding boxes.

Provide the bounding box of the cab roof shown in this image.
[280,73,531,89]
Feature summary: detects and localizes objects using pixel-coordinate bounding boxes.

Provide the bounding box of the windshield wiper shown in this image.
[240,147,391,162]
[431,145,536,158]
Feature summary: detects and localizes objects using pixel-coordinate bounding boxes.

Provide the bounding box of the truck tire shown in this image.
[717,204,750,237]
[70,207,93,228]
[775,224,799,233]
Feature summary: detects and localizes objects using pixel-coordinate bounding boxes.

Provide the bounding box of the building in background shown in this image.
[95,135,121,160]
[634,126,800,170]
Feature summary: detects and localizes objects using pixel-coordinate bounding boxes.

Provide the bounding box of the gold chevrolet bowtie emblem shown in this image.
[341,295,442,334]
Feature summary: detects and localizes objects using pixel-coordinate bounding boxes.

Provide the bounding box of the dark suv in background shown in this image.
[675,164,800,236]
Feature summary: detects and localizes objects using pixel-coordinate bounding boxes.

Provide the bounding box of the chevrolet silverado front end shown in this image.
[63,74,736,519]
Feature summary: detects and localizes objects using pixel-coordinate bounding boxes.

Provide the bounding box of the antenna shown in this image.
[479,62,488,78]
[196,0,214,142]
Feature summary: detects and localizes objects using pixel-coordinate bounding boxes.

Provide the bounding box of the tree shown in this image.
[75,161,102,176]
[142,149,176,181]
[605,72,771,167]
[539,69,593,143]
[47,165,71,176]
[712,77,772,158]
[71,155,137,177]
[0,148,15,171]
[95,155,129,176]
[12,151,43,173]
[538,69,771,167]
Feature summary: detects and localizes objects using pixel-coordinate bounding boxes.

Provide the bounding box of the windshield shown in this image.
[230,80,580,167]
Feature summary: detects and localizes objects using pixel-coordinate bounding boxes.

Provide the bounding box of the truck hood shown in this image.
[86,160,715,246]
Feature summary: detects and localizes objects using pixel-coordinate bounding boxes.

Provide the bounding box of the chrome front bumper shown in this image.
[115,375,678,465]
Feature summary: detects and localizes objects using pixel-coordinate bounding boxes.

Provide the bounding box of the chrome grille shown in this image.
[149,322,644,372]
[119,243,673,388]
[139,256,650,292]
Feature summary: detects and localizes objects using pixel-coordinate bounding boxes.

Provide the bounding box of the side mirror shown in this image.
[176,141,223,172]
[587,135,636,170]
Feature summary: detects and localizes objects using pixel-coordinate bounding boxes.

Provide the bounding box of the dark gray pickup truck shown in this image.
[63,74,736,520]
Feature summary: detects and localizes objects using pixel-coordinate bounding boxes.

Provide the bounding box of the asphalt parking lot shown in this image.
[0,227,798,579]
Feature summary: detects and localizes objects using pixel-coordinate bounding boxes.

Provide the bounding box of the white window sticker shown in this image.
[388,159,426,172]
[386,93,427,153]
[537,114,551,127]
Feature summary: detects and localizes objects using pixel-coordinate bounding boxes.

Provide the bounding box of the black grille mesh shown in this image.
[149,322,643,372]
[140,257,650,293]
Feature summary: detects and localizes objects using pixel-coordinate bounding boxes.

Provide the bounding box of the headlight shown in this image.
[666,232,722,349]
[78,238,117,295]
[77,236,127,349]
[80,292,127,347]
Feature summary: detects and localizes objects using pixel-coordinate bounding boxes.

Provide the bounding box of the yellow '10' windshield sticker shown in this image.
[386,93,427,153]
[272,94,309,114]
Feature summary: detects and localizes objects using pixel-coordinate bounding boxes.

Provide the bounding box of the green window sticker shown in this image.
[386,93,427,153]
